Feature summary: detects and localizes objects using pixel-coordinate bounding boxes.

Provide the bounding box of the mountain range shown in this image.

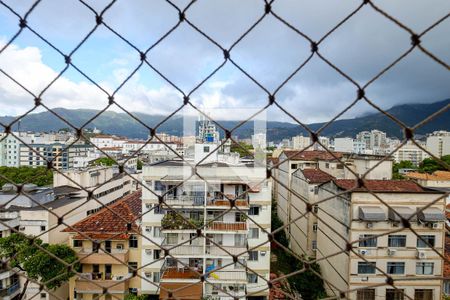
[1,99,448,141]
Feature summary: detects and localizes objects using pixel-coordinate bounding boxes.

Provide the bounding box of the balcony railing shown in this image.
[75,273,130,293]
[76,248,129,264]
[206,270,248,282]
[206,199,249,208]
[161,266,202,280]
[0,282,20,297]
[169,245,204,256]
[207,222,247,231]
[165,194,207,206]
[161,214,204,230]
[206,245,248,256]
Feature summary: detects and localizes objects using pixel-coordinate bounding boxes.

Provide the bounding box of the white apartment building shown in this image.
[334,138,354,153]
[317,179,446,300]
[18,142,93,170]
[292,135,311,150]
[252,133,267,150]
[393,141,430,166]
[140,116,271,299]
[141,159,271,299]
[426,131,450,158]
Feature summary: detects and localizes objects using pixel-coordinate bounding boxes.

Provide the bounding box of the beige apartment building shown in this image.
[275,150,392,245]
[64,190,142,300]
[317,179,446,300]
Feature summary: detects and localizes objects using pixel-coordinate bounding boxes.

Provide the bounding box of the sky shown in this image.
[0,0,449,124]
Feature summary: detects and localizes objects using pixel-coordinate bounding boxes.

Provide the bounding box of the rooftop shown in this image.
[281,150,344,161]
[63,190,142,239]
[405,171,450,181]
[300,168,335,184]
[331,179,438,193]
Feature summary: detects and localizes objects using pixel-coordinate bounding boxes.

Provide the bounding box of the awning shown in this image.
[358,206,386,221]
[388,207,417,221]
[418,207,446,222]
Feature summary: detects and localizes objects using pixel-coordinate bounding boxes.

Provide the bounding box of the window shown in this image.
[417,235,435,248]
[386,289,404,300]
[249,205,260,216]
[247,273,258,283]
[40,293,46,299]
[388,235,406,248]
[312,223,318,232]
[291,163,298,169]
[357,289,375,300]
[73,240,82,248]
[248,228,259,239]
[248,251,258,261]
[359,235,377,247]
[387,262,405,275]
[313,205,319,213]
[203,146,210,153]
[128,262,138,274]
[312,240,317,250]
[414,289,433,300]
[444,280,450,295]
[154,249,161,259]
[314,186,319,195]
[358,262,376,274]
[153,272,160,283]
[40,225,46,231]
[129,235,138,248]
[166,233,177,245]
[154,204,164,214]
[153,227,162,237]
[416,262,434,275]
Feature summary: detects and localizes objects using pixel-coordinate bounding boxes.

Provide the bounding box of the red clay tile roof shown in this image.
[444,236,450,278]
[301,168,335,184]
[282,150,344,161]
[63,190,142,237]
[333,179,427,193]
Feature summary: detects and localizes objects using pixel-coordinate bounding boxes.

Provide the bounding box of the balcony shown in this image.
[206,246,248,257]
[206,222,247,232]
[0,282,20,298]
[75,273,130,294]
[169,245,204,256]
[206,270,248,282]
[164,194,206,206]
[161,267,202,280]
[161,214,204,230]
[76,248,129,264]
[206,198,249,208]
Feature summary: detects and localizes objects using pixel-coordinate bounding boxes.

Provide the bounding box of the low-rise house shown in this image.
[64,190,142,300]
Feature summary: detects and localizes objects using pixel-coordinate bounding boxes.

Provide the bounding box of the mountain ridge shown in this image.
[1,99,448,141]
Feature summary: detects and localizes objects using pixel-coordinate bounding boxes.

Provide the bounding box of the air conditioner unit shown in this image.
[361,276,369,282]
[366,222,373,228]
[145,227,151,232]
[260,251,267,256]
[387,249,396,256]
[432,223,439,229]
[392,222,400,227]
[19,226,25,231]
[116,244,124,250]
[359,249,369,256]
[145,249,152,255]
[114,275,124,281]
[417,251,426,259]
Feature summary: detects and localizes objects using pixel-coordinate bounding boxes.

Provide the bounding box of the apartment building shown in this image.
[18,142,93,170]
[141,158,271,299]
[53,166,136,216]
[316,179,446,299]
[64,191,142,300]
[393,141,430,166]
[426,131,450,158]
[275,150,392,240]
[0,183,87,300]
[289,168,334,257]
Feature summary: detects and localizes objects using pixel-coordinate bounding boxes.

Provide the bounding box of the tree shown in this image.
[0,167,53,188]
[0,234,78,299]
[392,161,416,179]
[230,141,254,157]
[90,157,117,167]
[419,155,450,173]
[137,159,143,170]
[125,294,148,300]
